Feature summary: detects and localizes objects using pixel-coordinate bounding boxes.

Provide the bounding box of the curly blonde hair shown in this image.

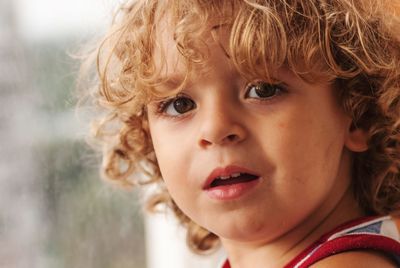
[82,0,400,254]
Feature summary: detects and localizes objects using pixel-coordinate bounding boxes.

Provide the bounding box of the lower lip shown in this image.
[205,178,260,201]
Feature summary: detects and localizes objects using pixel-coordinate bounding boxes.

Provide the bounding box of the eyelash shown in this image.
[244,80,286,101]
[156,93,194,117]
[157,99,173,114]
[154,81,287,118]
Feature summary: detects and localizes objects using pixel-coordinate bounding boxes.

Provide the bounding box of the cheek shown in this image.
[151,140,189,210]
[262,110,347,179]
[148,122,197,201]
[151,132,179,181]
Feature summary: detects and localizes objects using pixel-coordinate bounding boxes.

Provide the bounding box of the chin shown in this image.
[211,220,273,242]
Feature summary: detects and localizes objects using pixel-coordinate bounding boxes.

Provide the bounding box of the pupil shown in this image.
[256,83,275,98]
[173,98,194,113]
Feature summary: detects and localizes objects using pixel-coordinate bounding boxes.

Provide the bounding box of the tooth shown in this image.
[218,173,241,180]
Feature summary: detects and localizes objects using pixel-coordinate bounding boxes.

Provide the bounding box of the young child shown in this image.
[85,0,400,267]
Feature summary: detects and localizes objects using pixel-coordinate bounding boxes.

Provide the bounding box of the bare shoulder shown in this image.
[310,250,398,268]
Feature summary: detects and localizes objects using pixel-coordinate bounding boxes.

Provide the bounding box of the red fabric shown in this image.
[221,260,230,268]
[221,216,400,268]
[292,234,400,267]
[284,216,380,267]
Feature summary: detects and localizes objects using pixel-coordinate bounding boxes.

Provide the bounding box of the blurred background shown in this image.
[0,0,223,267]
[0,0,147,267]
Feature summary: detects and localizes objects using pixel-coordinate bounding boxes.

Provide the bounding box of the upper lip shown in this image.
[203,165,260,189]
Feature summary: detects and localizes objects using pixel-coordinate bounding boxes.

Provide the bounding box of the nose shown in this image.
[198,103,247,148]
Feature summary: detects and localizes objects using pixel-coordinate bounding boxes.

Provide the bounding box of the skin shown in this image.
[311,250,398,267]
[145,19,380,267]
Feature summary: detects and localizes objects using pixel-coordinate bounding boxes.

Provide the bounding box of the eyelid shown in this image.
[155,94,179,114]
[244,80,287,97]
[156,98,172,114]
[245,79,286,89]
[155,93,195,117]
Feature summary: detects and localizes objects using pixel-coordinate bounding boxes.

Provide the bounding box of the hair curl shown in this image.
[81,0,400,254]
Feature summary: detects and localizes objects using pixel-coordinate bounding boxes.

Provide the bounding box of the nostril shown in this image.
[199,134,239,147]
[199,139,212,147]
[198,124,246,148]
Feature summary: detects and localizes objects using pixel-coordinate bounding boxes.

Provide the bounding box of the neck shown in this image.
[220,152,365,268]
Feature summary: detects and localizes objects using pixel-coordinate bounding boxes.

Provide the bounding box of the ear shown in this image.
[344,124,369,152]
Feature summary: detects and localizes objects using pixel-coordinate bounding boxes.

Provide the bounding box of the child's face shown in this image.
[146,23,355,242]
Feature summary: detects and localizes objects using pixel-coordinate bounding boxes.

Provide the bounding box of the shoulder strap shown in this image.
[286,215,400,268]
[293,233,400,267]
[221,216,400,268]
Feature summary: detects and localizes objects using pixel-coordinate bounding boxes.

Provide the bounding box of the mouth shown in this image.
[203,165,260,190]
[209,173,259,188]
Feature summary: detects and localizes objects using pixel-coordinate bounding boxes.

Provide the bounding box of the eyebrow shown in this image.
[162,73,184,81]
[156,73,188,89]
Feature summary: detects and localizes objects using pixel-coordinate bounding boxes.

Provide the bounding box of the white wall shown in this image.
[146,211,226,268]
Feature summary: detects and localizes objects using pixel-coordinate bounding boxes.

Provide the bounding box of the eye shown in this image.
[160,95,196,116]
[245,81,284,99]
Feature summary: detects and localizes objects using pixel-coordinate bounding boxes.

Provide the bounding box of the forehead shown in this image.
[153,15,184,79]
[152,10,232,81]
[148,1,334,88]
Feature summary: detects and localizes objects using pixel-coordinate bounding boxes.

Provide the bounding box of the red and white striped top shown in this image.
[221,215,400,268]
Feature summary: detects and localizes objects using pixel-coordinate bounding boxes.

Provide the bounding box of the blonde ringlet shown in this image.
[80,0,400,253]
